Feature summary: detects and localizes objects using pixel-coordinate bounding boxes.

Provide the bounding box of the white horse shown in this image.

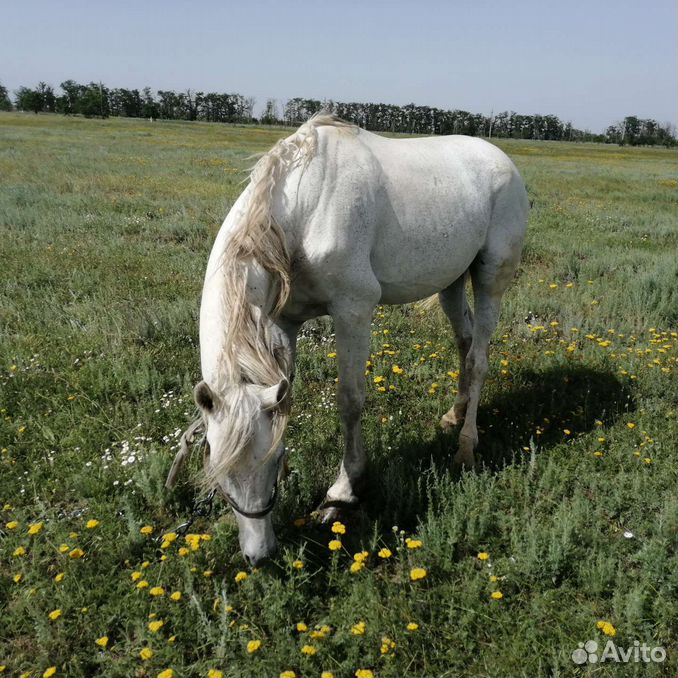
[175,115,529,565]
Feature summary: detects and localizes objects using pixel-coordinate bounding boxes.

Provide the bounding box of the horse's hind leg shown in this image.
[439,273,474,432]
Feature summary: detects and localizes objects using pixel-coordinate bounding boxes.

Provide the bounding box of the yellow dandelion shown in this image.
[203,570,213,578]
[563,429,571,435]
[351,621,366,635]
[55,572,65,583]
[86,519,99,529]
[149,586,165,597]
[58,543,69,553]
[131,571,142,581]
[597,620,616,636]
[489,575,498,583]
[327,352,337,358]
[331,521,346,534]
[95,636,109,648]
[296,622,308,632]
[377,547,392,559]
[139,647,154,660]
[28,521,44,535]
[178,547,190,557]
[69,548,85,559]
[170,591,182,601]
[279,672,296,678]
[141,560,151,568]
[301,644,316,655]
[491,591,504,600]
[247,639,262,654]
[13,546,26,557]
[140,525,153,535]
[48,608,62,621]
[162,531,177,543]
[5,520,18,529]
[406,622,419,631]
[406,538,423,549]
[136,580,149,589]
[157,670,174,678]
[392,365,404,374]
[292,559,304,569]
[148,620,164,632]
[321,672,335,678]
[328,539,342,551]
[373,375,385,384]
[477,551,490,561]
[350,561,364,573]
[355,670,374,678]
[235,571,248,583]
[626,422,636,429]
[207,670,224,678]
[13,573,22,583]
[353,551,369,563]
[410,567,427,581]
[43,668,57,678]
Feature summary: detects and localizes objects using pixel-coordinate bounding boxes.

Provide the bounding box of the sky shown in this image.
[1,0,676,132]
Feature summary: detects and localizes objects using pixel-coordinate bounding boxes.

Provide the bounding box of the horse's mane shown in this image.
[208,113,356,476]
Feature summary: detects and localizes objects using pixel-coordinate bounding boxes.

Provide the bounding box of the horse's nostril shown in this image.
[244,552,271,568]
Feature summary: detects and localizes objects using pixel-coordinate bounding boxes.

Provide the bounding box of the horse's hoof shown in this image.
[453,435,477,469]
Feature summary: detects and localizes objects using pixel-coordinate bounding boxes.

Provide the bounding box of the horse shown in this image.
[166,114,529,566]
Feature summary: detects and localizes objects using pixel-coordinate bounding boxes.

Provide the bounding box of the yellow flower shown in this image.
[157,670,174,678]
[321,672,335,678]
[597,620,616,636]
[327,352,337,358]
[296,622,308,633]
[563,429,571,435]
[48,608,62,621]
[406,538,423,549]
[373,375,385,384]
[353,551,369,563]
[477,551,490,561]
[491,591,504,600]
[350,561,364,573]
[170,591,182,601]
[55,572,65,583]
[392,365,404,374]
[148,620,164,632]
[235,571,248,583]
[13,573,22,583]
[162,532,177,543]
[178,547,190,557]
[377,547,392,559]
[95,636,108,648]
[140,525,154,535]
[203,569,213,578]
[328,539,342,551]
[292,559,304,569]
[13,546,26,557]
[141,560,151,568]
[300,643,316,655]
[185,533,201,550]
[5,520,18,529]
[43,668,57,678]
[355,670,374,678]
[489,575,498,583]
[131,571,142,581]
[626,422,636,429]
[247,639,262,654]
[150,586,165,597]
[279,672,296,678]
[57,543,69,553]
[86,519,100,529]
[136,580,149,589]
[406,622,419,631]
[380,636,396,654]
[139,647,154,660]
[351,621,366,635]
[331,521,346,534]
[207,670,224,678]
[69,548,85,559]
[28,521,44,535]
[410,567,427,581]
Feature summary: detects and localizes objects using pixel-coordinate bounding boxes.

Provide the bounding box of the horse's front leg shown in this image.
[319,301,375,521]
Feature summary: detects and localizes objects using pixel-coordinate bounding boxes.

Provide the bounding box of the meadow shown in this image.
[0,111,676,678]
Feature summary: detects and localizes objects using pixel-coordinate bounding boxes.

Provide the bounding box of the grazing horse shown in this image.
[170,114,529,565]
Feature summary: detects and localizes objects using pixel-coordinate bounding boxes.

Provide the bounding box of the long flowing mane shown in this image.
[207,113,356,476]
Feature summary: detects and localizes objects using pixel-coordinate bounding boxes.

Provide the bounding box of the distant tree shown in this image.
[0,82,12,110]
[261,98,279,125]
[79,82,109,118]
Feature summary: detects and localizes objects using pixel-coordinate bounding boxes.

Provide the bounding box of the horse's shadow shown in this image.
[282,365,633,551]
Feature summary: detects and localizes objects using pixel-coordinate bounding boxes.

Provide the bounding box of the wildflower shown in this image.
[86,519,100,529]
[279,672,296,678]
[247,639,262,654]
[28,521,44,535]
[296,622,308,633]
[170,591,182,601]
[5,520,18,529]
[406,622,419,631]
[643,457,653,464]
[597,620,616,636]
[380,636,396,654]
[321,672,335,678]
[292,559,304,569]
[327,352,337,358]
[161,531,178,543]
[43,668,57,678]
[355,670,374,678]
[140,525,153,535]
[203,570,213,577]
[563,429,571,435]
[178,547,190,557]
[328,539,342,551]
[13,573,22,583]
[491,591,504,600]
[208,671,224,678]
[406,538,422,549]
[185,533,201,550]
[477,551,490,561]
[13,546,26,557]
[392,365,404,374]
[373,376,385,384]
[377,548,392,559]
[331,521,346,534]
[141,560,151,568]
[593,451,604,457]
[55,572,65,583]
[301,644,316,655]
[489,575,498,583]
[150,586,165,597]
[351,621,366,635]
[626,422,636,429]
[148,620,164,632]
[168,635,176,643]
[69,548,85,559]
[410,567,427,581]
[136,580,149,589]
[48,609,62,621]
[235,571,248,583]
[157,670,174,678]
[350,561,364,573]
[131,571,142,581]
[95,636,109,648]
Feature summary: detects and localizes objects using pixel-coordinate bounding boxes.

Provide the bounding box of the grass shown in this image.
[0,111,676,678]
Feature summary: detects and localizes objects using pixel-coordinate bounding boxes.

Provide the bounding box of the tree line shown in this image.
[1,79,675,147]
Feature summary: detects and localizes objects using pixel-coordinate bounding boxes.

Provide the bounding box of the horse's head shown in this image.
[194,377,289,566]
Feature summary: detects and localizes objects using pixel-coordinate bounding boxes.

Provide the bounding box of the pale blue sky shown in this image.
[2,0,676,131]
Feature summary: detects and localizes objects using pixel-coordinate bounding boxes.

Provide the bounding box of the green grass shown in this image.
[0,111,676,678]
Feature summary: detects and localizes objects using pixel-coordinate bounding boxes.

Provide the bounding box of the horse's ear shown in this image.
[259,379,289,411]
[194,381,215,412]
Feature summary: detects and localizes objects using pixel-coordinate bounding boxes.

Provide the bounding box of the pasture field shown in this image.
[0,111,676,678]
